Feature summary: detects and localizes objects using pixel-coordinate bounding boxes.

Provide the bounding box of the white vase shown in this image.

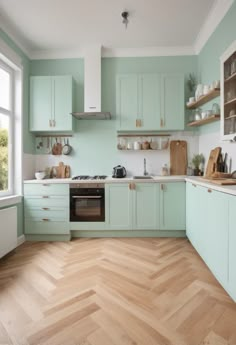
[195,84,203,100]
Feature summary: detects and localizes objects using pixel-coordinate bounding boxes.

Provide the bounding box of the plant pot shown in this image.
[193,168,201,176]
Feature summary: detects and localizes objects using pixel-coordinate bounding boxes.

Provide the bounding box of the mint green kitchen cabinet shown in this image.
[228,195,236,301]
[138,74,160,130]
[116,73,184,131]
[24,183,70,236]
[160,182,185,230]
[205,188,228,287]
[186,183,207,256]
[160,74,185,130]
[186,182,229,293]
[116,75,139,131]
[132,183,159,230]
[105,183,132,230]
[30,75,73,132]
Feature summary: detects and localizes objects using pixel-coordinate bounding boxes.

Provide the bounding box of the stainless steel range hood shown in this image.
[72,46,111,120]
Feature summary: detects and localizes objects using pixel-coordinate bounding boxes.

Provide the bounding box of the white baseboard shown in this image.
[17,234,25,246]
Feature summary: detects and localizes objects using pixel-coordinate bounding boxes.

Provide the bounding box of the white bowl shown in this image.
[35,171,46,180]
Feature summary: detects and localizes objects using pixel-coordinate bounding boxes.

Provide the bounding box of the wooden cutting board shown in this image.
[203,178,236,185]
[170,140,187,175]
[205,147,221,177]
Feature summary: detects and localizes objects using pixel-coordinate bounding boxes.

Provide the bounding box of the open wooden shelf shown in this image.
[186,88,220,109]
[187,114,220,127]
[224,97,236,106]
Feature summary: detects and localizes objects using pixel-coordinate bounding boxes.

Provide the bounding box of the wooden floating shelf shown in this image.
[224,72,236,83]
[186,88,220,109]
[117,133,170,138]
[187,114,220,127]
[35,134,73,138]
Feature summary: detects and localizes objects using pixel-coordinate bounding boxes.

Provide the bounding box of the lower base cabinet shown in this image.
[229,195,236,301]
[105,182,185,231]
[24,183,70,235]
[186,182,236,302]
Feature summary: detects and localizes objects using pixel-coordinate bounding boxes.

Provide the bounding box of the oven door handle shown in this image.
[72,195,102,199]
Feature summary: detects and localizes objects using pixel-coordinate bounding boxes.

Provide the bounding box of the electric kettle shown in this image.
[112,165,126,178]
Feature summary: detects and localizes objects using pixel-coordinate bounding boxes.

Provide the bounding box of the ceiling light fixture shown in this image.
[121,11,129,29]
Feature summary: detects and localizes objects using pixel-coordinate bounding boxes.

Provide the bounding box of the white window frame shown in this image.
[0,59,14,197]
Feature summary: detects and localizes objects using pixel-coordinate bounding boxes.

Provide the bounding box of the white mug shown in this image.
[134,141,141,150]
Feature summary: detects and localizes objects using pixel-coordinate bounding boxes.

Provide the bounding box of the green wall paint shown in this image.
[0,29,34,154]
[30,56,197,174]
[197,1,236,134]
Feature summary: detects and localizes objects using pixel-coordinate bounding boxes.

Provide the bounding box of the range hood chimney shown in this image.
[72,46,111,119]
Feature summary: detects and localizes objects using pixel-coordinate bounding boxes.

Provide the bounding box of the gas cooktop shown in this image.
[72,175,107,180]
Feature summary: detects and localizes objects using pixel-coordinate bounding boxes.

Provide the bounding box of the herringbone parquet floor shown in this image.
[0,238,236,345]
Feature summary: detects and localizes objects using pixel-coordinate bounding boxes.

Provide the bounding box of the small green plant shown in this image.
[192,154,204,169]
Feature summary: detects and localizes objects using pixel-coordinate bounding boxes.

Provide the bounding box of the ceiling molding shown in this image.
[0,14,31,58]
[194,0,234,54]
[29,46,196,60]
[102,46,195,58]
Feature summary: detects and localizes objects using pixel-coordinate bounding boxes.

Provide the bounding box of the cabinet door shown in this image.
[105,184,132,230]
[30,76,52,131]
[205,188,228,286]
[160,182,185,230]
[229,195,236,301]
[116,75,139,130]
[139,74,161,130]
[53,76,73,131]
[133,183,159,230]
[186,183,207,255]
[161,74,184,130]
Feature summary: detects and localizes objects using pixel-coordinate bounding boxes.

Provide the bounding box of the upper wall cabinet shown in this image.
[116,73,184,131]
[30,76,73,132]
[220,41,236,141]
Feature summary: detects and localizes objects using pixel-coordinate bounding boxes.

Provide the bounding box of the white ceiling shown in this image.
[0,0,233,58]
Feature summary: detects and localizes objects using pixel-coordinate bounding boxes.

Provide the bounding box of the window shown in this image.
[0,60,13,196]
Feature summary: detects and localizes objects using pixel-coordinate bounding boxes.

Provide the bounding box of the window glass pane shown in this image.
[0,67,10,110]
[0,113,9,192]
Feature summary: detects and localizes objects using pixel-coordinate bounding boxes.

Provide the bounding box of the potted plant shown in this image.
[192,154,204,176]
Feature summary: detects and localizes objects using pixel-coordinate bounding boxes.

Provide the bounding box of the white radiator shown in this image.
[0,206,17,259]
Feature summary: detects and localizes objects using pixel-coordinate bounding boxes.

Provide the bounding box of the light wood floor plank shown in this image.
[0,238,235,345]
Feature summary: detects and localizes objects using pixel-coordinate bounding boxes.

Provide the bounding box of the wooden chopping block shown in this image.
[205,147,221,177]
[65,165,70,178]
[203,178,236,185]
[57,162,66,178]
[170,140,187,175]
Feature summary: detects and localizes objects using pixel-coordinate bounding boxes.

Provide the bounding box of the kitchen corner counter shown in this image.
[186,177,236,196]
[24,176,186,184]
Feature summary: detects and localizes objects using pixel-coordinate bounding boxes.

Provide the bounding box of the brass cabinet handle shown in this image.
[160,183,164,191]
[42,207,49,210]
[192,183,197,187]
[136,119,142,127]
[42,218,50,221]
[208,189,212,193]
[43,184,50,186]
[160,118,164,127]
[42,196,49,199]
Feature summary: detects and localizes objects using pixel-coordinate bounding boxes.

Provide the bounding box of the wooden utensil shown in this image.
[58,162,66,178]
[205,147,221,177]
[170,140,187,175]
[202,178,236,185]
[65,165,71,178]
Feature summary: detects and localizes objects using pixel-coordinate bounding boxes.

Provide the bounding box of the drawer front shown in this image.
[24,196,69,208]
[24,183,69,196]
[25,207,69,221]
[25,220,69,235]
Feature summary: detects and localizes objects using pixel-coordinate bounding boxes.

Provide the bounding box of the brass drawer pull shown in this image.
[42,207,50,210]
[42,218,50,221]
[43,184,50,186]
[208,189,212,193]
[192,184,197,187]
[42,196,49,199]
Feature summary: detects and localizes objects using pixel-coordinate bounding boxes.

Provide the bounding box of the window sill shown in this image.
[0,195,22,208]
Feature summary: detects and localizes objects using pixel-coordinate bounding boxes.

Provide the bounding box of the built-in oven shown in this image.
[70,183,105,222]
